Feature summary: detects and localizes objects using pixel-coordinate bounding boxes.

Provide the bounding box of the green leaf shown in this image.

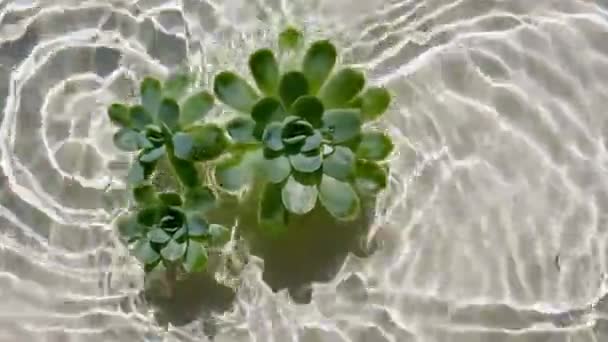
[322,109,362,143]
[161,239,187,262]
[214,71,259,113]
[113,128,141,151]
[302,40,337,94]
[108,103,130,127]
[141,77,162,117]
[215,154,247,192]
[130,105,153,130]
[259,183,288,235]
[249,49,279,95]
[208,224,230,246]
[180,124,229,161]
[356,132,394,161]
[186,214,208,237]
[127,160,147,186]
[168,152,199,188]
[148,228,171,244]
[183,241,208,273]
[279,71,309,108]
[227,117,257,144]
[279,27,304,52]
[322,146,355,181]
[319,68,365,109]
[184,186,216,213]
[157,98,180,131]
[290,151,322,173]
[163,73,192,100]
[262,122,284,152]
[355,160,388,194]
[291,95,324,127]
[352,87,391,121]
[301,131,322,152]
[180,91,214,126]
[318,175,360,220]
[281,175,318,215]
[261,155,291,183]
[158,192,182,206]
[281,119,314,145]
[139,146,166,163]
[172,132,193,160]
[251,97,286,125]
[173,225,187,241]
[116,213,145,241]
[133,183,158,205]
[132,239,160,265]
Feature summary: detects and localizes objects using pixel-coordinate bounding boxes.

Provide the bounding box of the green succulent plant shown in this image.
[108,74,232,274]
[116,183,230,274]
[212,28,394,231]
[108,74,228,188]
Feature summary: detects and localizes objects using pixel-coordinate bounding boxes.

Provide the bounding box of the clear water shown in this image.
[1,0,608,341]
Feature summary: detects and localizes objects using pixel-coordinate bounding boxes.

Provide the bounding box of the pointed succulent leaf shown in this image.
[214,71,259,113]
[183,241,208,273]
[173,225,187,241]
[184,186,216,213]
[116,213,145,241]
[108,103,130,127]
[180,91,214,126]
[227,117,257,144]
[148,228,171,244]
[322,109,362,143]
[137,205,165,227]
[279,71,309,108]
[355,160,388,194]
[262,122,284,152]
[186,213,208,237]
[259,183,288,235]
[159,192,182,206]
[139,145,166,163]
[279,27,304,52]
[302,40,337,94]
[323,146,355,181]
[113,128,141,152]
[290,151,322,173]
[161,239,187,262]
[132,238,160,265]
[318,175,360,220]
[251,97,286,125]
[352,87,391,121]
[356,132,394,161]
[261,155,291,183]
[163,73,193,100]
[179,124,229,161]
[133,183,158,205]
[157,98,180,131]
[249,49,280,95]
[281,175,318,215]
[291,95,324,127]
[319,68,365,109]
[130,105,153,130]
[140,77,162,117]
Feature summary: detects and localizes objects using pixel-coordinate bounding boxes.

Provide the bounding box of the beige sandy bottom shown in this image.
[0,0,607,341]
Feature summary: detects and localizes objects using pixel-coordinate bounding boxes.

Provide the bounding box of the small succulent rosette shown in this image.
[116,184,230,275]
[213,28,394,231]
[107,74,228,188]
[108,75,231,274]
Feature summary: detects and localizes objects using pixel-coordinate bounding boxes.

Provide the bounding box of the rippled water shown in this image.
[2,0,608,341]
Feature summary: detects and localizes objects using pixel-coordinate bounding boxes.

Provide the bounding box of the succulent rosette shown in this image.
[213,28,394,231]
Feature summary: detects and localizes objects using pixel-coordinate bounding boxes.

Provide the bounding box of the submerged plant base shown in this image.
[108,26,394,321]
